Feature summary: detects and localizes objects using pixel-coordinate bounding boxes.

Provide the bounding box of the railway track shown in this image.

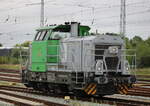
[0,69,21,83]
[0,69,20,73]
[136,75,150,82]
[0,86,150,106]
[0,69,150,105]
[127,86,150,97]
[0,88,66,106]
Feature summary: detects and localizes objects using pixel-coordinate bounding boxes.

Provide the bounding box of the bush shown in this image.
[0,56,20,64]
[139,56,150,68]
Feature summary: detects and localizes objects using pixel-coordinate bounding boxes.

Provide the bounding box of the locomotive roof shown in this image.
[36,24,90,31]
[63,35,124,44]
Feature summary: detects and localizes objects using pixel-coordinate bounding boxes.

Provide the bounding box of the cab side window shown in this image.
[35,31,41,41]
[35,30,48,41]
[39,31,47,40]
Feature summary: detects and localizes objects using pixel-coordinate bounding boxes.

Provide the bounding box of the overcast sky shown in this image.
[0,0,150,47]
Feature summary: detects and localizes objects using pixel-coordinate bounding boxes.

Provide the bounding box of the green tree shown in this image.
[0,43,2,47]
[15,41,31,47]
[125,37,132,49]
[145,37,150,46]
[130,36,143,48]
[136,42,150,67]
[129,36,150,68]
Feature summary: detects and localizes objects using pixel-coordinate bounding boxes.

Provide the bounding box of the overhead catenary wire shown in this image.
[14,17,17,24]
[4,15,10,23]
[0,1,150,13]
[0,1,150,25]
[79,9,150,23]
[1,7,150,26]
[0,0,150,33]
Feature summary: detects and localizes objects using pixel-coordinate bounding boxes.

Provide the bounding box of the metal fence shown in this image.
[0,47,29,65]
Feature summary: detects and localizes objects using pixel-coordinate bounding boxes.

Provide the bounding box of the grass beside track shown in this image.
[0,64,21,70]
[0,81,25,87]
[134,68,150,75]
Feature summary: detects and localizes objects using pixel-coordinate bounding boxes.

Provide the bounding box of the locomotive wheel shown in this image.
[73,89,87,97]
[32,83,39,90]
[54,88,62,94]
[47,84,55,94]
[24,83,31,87]
[54,86,68,95]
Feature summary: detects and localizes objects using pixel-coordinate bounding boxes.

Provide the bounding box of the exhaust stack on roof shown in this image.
[70,22,79,37]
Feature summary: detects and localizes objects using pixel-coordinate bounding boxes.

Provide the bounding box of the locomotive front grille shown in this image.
[95,45,120,70]
[105,57,118,70]
[95,45,109,60]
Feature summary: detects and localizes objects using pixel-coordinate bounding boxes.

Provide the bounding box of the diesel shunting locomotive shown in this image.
[22,22,136,96]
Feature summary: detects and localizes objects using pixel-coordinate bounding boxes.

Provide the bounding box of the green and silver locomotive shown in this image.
[22,22,136,96]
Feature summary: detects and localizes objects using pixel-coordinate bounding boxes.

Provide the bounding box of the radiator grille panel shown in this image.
[95,45,120,70]
[105,57,118,70]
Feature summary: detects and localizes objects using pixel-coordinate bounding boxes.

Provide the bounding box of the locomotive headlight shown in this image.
[96,60,103,75]
[123,60,130,75]
[122,60,131,75]
[125,61,130,71]
[98,67,101,71]
[108,46,118,54]
[126,66,130,74]
[126,67,129,71]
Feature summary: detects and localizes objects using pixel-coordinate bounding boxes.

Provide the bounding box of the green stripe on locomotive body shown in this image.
[31,40,60,72]
[31,41,47,72]
[32,41,47,63]
[47,40,60,63]
[31,24,90,72]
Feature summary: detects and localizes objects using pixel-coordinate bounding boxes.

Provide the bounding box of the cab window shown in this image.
[35,31,41,41]
[35,30,48,41]
[50,31,70,39]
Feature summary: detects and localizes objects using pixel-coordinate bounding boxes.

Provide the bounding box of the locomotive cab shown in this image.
[29,23,90,71]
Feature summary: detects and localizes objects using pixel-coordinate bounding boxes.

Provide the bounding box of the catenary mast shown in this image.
[120,0,126,71]
[120,0,126,38]
[40,0,44,27]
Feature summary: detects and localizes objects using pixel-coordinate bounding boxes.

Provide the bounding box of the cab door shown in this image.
[31,30,48,72]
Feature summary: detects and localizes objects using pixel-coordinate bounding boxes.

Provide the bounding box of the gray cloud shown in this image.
[0,0,150,46]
